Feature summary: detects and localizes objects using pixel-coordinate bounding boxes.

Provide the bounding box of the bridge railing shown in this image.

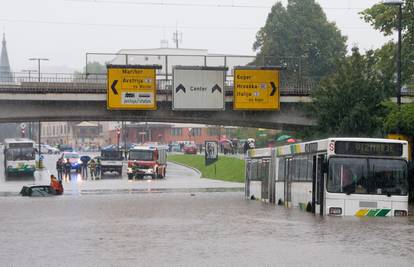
[0,72,316,95]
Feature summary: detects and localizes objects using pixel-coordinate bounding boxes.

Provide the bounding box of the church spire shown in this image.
[0,32,12,82]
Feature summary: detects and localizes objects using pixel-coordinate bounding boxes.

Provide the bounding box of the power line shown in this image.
[65,0,271,9]
[0,18,376,32]
[64,0,368,10]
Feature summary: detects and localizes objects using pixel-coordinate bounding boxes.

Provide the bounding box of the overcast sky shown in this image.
[0,0,392,73]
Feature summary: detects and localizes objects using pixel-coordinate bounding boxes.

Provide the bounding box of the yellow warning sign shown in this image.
[107,65,159,110]
[233,68,280,110]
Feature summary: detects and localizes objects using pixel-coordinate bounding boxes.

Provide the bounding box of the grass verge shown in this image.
[168,154,245,183]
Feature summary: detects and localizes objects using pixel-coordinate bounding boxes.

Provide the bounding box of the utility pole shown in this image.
[21,69,38,82]
[29,58,49,82]
[383,0,403,133]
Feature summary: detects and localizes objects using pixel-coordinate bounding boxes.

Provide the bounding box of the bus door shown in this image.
[284,157,292,208]
[312,154,325,215]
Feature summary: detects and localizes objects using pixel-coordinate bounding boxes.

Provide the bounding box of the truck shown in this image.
[127,145,167,179]
[100,147,124,176]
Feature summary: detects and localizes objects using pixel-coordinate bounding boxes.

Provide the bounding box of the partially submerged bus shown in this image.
[246,138,409,217]
[3,138,36,178]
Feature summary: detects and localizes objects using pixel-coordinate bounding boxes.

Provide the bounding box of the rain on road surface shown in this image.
[0,152,414,266]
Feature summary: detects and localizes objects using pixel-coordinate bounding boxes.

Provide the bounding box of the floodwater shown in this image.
[1,192,414,266]
[1,151,414,266]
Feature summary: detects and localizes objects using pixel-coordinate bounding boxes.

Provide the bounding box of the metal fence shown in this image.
[0,71,317,95]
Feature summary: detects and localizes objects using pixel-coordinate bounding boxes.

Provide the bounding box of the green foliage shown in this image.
[168,154,245,183]
[74,61,107,75]
[361,1,414,87]
[310,48,387,137]
[253,0,347,79]
[383,102,414,135]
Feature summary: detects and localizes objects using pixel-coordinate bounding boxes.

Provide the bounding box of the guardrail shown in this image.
[0,72,317,96]
[0,73,317,96]
[2,72,414,97]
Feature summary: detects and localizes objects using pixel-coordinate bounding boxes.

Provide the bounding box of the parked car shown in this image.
[40,144,60,154]
[169,143,182,152]
[61,152,82,172]
[58,144,74,152]
[183,144,198,154]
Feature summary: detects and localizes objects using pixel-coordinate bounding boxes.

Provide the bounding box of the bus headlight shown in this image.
[394,210,407,216]
[329,207,342,215]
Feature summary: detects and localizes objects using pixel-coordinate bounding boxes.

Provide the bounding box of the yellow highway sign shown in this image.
[233,67,280,110]
[107,65,160,110]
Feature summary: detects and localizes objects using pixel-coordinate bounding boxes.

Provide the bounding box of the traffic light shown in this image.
[21,128,25,138]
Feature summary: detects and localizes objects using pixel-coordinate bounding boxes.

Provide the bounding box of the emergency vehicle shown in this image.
[127,145,167,179]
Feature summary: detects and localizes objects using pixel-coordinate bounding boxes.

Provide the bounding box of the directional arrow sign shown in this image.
[111,80,119,95]
[173,67,226,110]
[270,82,277,96]
[233,68,280,110]
[176,84,186,93]
[212,84,222,93]
[107,65,159,110]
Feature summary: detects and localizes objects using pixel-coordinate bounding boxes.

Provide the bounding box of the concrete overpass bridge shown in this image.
[3,72,409,130]
[0,73,313,130]
[0,74,413,130]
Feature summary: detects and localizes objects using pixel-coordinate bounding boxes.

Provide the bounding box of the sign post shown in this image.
[205,141,219,166]
[173,66,227,110]
[233,66,281,110]
[107,64,161,110]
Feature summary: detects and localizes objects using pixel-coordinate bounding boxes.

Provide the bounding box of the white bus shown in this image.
[246,138,409,217]
[3,138,36,177]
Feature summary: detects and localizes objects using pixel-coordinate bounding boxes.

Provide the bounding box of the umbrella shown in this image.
[276,135,292,142]
[287,138,296,143]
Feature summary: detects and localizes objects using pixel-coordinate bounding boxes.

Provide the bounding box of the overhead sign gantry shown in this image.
[233,66,281,110]
[107,64,161,110]
[173,66,227,110]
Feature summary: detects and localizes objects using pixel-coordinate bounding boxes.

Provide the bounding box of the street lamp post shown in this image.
[29,58,49,82]
[383,0,403,108]
[21,69,38,82]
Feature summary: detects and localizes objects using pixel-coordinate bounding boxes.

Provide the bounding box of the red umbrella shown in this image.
[287,138,296,143]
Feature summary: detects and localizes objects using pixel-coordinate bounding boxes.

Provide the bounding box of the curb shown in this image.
[167,160,202,178]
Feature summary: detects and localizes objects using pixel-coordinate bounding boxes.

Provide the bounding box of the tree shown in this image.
[73,61,106,80]
[383,102,414,136]
[310,48,387,137]
[361,1,414,87]
[252,0,347,80]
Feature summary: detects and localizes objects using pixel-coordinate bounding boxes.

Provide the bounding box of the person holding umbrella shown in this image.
[80,155,91,179]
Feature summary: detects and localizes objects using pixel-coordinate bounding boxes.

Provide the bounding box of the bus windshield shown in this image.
[129,150,154,161]
[6,148,36,161]
[327,157,407,196]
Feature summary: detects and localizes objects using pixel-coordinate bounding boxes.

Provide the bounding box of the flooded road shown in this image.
[1,192,414,266]
[1,150,414,266]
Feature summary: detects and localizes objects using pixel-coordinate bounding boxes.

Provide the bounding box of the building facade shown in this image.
[41,121,108,149]
[107,122,237,147]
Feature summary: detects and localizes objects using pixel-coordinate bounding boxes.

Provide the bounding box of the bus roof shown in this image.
[248,137,408,158]
[275,137,407,157]
[4,138,35,144]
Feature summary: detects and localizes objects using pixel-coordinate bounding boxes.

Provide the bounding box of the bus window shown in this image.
[369,159,407,196]
[278,158,285,181]
[328,158,368,194]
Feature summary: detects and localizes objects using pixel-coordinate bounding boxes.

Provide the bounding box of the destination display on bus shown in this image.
[335,141,403,157]
[9,143,34,148]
